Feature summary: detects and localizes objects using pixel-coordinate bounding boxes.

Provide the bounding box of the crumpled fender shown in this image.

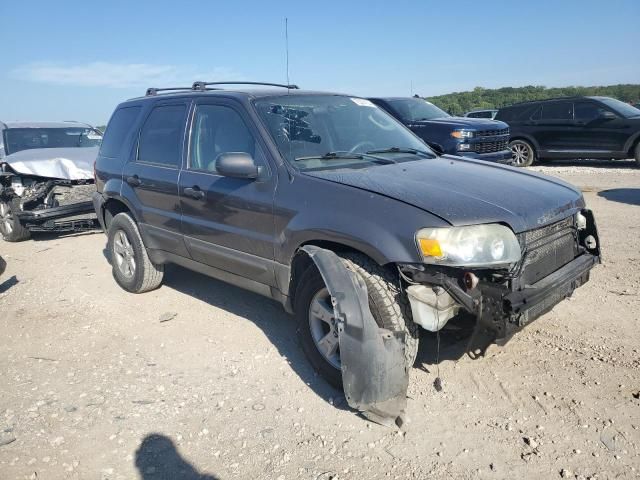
[301,246,409,426]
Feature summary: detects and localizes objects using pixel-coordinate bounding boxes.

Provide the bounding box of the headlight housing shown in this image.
[451,129,474,139]
[416,224,521,267]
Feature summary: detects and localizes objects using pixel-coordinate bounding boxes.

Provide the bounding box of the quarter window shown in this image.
[541,102,573,120]
[189,105,256,173]
[138,104,187,167]
[100,106,141,158]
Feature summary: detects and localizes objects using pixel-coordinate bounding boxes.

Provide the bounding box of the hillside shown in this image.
[425,84,640,115]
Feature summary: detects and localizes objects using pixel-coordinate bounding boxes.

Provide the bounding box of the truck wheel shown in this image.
[509,139,536,167]
[107,213,164,293]
[295,252,420,388]
[0,199,31,242]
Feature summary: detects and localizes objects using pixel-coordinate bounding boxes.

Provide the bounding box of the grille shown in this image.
[475,128,509,137]
[519,216,578,285]
[472,139,509,153]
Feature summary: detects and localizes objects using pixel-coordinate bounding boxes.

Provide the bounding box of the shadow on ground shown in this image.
[162,264,348,409]
[597,188,640,206]
[0,275,19,294]
[135,434,219,480]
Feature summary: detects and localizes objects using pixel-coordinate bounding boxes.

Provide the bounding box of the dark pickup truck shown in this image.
[369,97,512,164]
[93,82,600,425]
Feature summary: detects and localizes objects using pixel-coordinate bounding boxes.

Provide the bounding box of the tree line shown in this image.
[424,84,640,116]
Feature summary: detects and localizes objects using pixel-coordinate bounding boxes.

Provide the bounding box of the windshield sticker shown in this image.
[351,98,376,107]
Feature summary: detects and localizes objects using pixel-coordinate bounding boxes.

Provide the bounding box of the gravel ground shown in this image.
[0,160,639,479]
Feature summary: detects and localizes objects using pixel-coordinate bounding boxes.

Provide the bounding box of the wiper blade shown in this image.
[294,151,364,161]
[366,147,434,157]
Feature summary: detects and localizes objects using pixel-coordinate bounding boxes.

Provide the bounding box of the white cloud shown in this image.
[12,61,240,88]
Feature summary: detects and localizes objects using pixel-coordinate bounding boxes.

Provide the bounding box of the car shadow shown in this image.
[162,264,349,410]
[31,229,100,242]
[135,433,219,480]
[0,275,19,294]
[414,314,476,371]
[597,188,640,206]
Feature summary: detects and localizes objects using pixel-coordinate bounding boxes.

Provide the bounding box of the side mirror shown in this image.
[599,110,617,121]
[215,152,259,179]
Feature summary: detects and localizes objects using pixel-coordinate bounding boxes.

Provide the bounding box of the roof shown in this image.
[368,97,428,102]
[501,95,608,109]
[127,86,346,102]
[1,121,95,129]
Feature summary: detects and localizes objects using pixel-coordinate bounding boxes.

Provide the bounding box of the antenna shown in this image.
[285,18,290,88]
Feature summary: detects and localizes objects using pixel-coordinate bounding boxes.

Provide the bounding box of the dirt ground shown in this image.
[1,159,639,480]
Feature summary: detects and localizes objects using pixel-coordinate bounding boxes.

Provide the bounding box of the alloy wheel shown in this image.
[112,229,136,278]
[511,141,531,166]
[308,288,341,370]
[0,203,14,235]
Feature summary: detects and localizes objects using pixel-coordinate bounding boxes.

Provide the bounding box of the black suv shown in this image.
[496,96,640,167]
[368,97,512,164]
[93,82,600,423]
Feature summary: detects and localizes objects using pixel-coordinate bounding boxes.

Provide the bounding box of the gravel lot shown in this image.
[1,159,639,479]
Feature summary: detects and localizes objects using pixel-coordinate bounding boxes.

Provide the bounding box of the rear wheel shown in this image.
[510,139,536,167]
[107,213,164,293]
[295,252,420,388]
[0,199,31,242]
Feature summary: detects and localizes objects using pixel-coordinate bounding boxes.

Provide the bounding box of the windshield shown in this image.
[4,127,103,155]
[597,97,640,118]
[387,98,450,122]
[254,95,432,171]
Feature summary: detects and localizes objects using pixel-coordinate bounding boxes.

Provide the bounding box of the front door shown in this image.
[178,100,277,286]
[572,101,628,153]
[121,101,190,257]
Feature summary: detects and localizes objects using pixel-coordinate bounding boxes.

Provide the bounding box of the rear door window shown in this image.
[137,104,187,167]
[541,102,573,120]
[100,106,141,158]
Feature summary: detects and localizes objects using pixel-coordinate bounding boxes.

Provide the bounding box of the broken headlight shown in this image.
[416,224,521,267]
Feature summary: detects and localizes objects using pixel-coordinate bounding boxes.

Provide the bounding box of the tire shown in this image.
[0,199,31,242]
[509,139,536,167]
[634,142,640,167]
[107,213,164,293]
[295,252,420,388]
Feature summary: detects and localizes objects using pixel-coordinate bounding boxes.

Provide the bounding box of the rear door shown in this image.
[536,101,574,152]
[178,99,277,286]
[121,101,190,257]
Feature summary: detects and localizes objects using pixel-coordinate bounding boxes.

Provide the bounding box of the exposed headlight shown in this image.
[416,224,521,267]
[451,129,474,139]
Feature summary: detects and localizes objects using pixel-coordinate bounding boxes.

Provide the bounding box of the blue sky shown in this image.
[2,0,639,124]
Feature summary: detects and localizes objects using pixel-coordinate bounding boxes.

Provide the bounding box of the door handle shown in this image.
[184,186,205,200]
[126,175,141,187]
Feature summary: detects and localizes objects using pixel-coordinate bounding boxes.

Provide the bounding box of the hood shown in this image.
[2,147,98,180]
[305,156,583,233]
[410,116,507,130]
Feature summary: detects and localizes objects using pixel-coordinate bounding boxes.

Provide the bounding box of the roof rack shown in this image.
[191,81,299,91]
[145,87,193,96]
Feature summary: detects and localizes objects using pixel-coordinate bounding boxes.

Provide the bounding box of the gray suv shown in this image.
[93,82,600,424]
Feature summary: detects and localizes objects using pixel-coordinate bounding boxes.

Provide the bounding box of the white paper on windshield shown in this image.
[351,98,376,107]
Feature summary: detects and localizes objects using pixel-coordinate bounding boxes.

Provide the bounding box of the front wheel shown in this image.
[509,139,536,167]
[295,252,420,388]
[0,199,31,242]
[107,213,164,293]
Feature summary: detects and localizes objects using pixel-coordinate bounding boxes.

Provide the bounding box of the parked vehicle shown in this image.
[93,82,601,423]
[464,109,498,119]
[368,97,512,164]
[495,96,640,167]
[0,121,102,242]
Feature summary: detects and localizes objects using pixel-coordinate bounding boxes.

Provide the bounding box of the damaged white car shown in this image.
[0,121,101,242]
